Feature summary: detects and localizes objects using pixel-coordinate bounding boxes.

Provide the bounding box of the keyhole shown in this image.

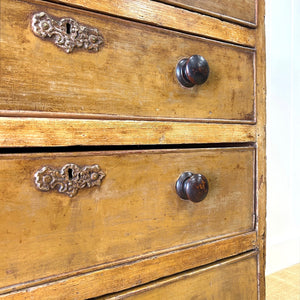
[66,22,71,34]
[68,168,73,180]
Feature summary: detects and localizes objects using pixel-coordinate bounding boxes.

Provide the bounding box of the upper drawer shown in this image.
[0,0,255,123]
[0,147,255,290]
[159,0,257,27]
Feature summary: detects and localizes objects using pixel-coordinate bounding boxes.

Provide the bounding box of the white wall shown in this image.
[266,0,300,275]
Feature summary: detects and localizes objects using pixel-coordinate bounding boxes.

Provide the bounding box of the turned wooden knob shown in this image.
[176,55,209,87]
[175,172,209,202]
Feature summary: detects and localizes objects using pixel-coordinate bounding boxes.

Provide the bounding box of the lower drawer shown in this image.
[100,252,258,299]
[0,147,255,290]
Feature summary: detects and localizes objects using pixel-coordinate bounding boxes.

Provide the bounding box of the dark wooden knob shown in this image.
[175,172,209,202]
[176,55,209,87]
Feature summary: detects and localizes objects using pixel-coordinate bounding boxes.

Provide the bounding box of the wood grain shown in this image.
[0,0,266,298]
[255,0,267,298]
[0,148,255,291]
[50,0,256,46]
[100,252,258,299]
[159,0,257,27]
[0,0,255,122]
[0,232,257,299]
[0,117,256,147]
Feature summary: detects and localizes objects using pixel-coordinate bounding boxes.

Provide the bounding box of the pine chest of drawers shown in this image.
[0,0,266,299]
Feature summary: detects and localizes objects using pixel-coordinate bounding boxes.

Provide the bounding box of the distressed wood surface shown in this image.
[255,0,267,298]
[0,232,256,298]
[0,0,255,122]
[0,148,255,291]
[0,117,256,147]
[159,0,257,27]
[48,0,256,46]
[0,0,266,298]
[100,252,258,299]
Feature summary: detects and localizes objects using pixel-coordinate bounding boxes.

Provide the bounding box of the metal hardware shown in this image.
[31,12,104,53]
[34,163,105,197]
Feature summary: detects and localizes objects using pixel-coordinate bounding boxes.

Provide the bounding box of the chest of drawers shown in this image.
[0,0,266,299]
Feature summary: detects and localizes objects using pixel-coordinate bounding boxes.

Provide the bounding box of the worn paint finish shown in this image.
[50,0,256,46]
[0,0,255,122]
[0,0,266,298]
[159,0,257,27]
[99,252,258,299]
[0,117,256,147]
[0,148,255,290]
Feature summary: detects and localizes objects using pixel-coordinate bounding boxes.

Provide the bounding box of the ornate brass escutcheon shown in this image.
[34,163,105,197]
[31,12,104,53]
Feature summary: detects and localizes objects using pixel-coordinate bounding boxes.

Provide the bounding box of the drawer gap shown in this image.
[0,142,255,154]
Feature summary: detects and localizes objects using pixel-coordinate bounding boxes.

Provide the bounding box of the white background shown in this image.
[266,0,300,274]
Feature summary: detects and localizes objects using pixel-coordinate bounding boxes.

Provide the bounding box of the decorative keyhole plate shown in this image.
[31,12,104,53]
[34,163,106,197]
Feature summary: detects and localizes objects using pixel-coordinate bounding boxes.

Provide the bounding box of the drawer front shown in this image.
[0,0,255,122]
[101,252,258,299]
[159,0,256,26]
[0,148,255,289]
